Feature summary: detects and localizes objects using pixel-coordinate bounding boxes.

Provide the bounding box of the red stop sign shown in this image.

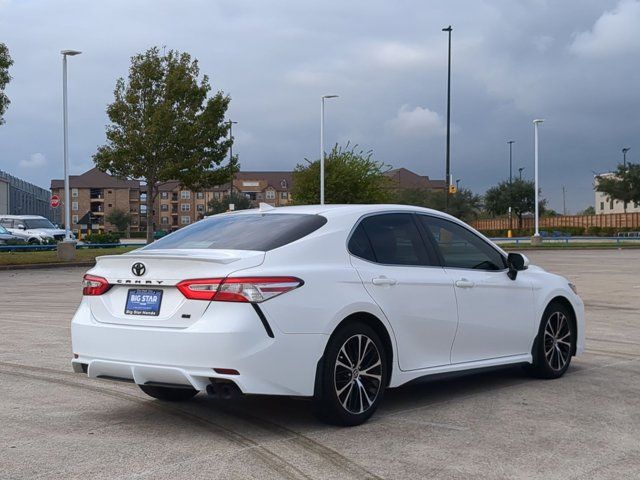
[50,195,60,208]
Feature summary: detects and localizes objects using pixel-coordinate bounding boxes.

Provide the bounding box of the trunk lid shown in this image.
[86,249,265,327]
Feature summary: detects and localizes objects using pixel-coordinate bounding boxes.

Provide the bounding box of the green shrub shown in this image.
[84,232,121,244]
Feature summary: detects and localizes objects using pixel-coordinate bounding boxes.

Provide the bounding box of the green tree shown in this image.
[578,206,595,215]
[206,192,252,215]
[0,43,13,125]
[94,47,236,242]
[105,208,133,234]
[396,188,482,222]
[596,164,640,213]
[484,179,546,224]
[292,143,392,204]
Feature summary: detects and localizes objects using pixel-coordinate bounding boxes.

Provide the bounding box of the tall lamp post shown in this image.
[532,119,544,243]
[455,178,461,190]
[442,25,453,212]
[622,147,630,168]
[228,120,238,198]
[61,49,81,242]
[507,140,515,236]
[320,94,339,205]
[518,167,525,180]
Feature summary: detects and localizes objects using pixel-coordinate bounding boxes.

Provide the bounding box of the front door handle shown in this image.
[372,276,397,286]
[455,279,475,288]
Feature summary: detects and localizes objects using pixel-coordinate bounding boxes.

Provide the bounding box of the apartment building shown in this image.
[384,168,447,192]
[51,168,143,232]
[594,173,640,214]
[153,171,293,231]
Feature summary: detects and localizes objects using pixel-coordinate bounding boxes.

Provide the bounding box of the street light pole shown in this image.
[442,25,453,212]
[228,120,238,198]
[320,94,338,205]
[622,147,630,169]
[519,167,525,180]
[456,178,460,190]
[61,49,81,241]
[533,119,544,242]
[507,140,514,183]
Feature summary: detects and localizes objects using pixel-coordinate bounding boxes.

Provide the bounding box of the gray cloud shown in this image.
[0,0,635,213]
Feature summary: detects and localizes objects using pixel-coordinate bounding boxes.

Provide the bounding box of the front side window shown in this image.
[350,213,430,266]
[419,216,506,271]
[144,213,327,251]
[23,218,56,229]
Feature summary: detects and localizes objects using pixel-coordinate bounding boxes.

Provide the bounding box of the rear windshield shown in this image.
[143,213,327,251]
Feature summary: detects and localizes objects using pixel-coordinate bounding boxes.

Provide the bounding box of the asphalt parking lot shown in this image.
[1,250,639,479]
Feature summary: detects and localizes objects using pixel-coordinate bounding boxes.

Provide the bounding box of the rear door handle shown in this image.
[455,279,475,288]
[372,276,397,286]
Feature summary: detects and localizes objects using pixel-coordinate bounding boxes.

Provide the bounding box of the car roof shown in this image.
[0,215,48,219]
[231,204,451,218]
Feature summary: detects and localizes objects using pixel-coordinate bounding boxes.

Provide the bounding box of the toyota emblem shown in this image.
[131,262,146,276]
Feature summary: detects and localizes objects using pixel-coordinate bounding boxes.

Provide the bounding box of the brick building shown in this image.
[51,168,143,232]
[384,168,447,192]
[153,171,293,231]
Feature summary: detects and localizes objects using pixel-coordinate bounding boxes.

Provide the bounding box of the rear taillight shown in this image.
[177,277,303,303]
[82,274,111,296]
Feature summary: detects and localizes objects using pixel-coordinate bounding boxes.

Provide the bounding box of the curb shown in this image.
[0,261,95,271]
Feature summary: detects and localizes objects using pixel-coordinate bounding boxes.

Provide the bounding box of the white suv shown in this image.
[0,215,72,244]
[71,205,584,425]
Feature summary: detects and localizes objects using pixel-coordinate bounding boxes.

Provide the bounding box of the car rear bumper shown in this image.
[71,299,328,396]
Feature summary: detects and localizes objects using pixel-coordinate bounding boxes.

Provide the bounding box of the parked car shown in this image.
[0,224,27,245]
[0,215,74,244]
[71,205,584,425]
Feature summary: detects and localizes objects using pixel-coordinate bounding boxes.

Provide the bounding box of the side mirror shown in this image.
[507,252,529,280]
[17,224,26,230]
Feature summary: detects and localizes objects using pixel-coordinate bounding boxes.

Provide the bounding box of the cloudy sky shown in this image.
[1,0,639,213]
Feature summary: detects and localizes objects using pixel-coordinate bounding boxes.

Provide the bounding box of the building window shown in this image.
[266,190,275,200]
[214,192,221,200]
[72,215,78,224]
[181,203,190,211]
[610,199,614,210]
[161,192,169,199]
[280,179,287,188]
[181,216,190,225]
[161,216,169,225]
[196,192,204,199]
[72,188,78,198]
[181,190,190,199]
[161,204,169,211]
[72,201,78,211]
[281,192,288,199]
[600,202,604,211]
[196,204,205,213]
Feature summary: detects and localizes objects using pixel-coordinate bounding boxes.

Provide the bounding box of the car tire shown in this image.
[313,322,388,426]
[138,385,198,402]
[525,301,575,379]
[28,238,40,245]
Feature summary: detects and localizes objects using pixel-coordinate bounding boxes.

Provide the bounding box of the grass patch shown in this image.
[0,246,140,266]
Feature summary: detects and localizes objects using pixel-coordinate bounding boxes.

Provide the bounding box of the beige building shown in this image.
[595,173,640,214]
[51,168,143,232]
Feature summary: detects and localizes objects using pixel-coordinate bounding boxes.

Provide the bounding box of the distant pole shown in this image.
[622,147,630,169]
[508,141,514,183]
[442,25,453,212]
[456,178,460,190]
[320,95,339,205]
[228,120,238,198]
[61,49,82,241]
[562,185,567,215]
[519,167,525,180]
[507,140,514,235]
[533,119,544,239]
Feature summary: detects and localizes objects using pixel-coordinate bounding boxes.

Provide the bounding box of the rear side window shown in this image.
[143,213,327,251]
[350,213,430,266]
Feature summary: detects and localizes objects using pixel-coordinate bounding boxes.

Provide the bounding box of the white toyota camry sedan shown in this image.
[71,204,584,425]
